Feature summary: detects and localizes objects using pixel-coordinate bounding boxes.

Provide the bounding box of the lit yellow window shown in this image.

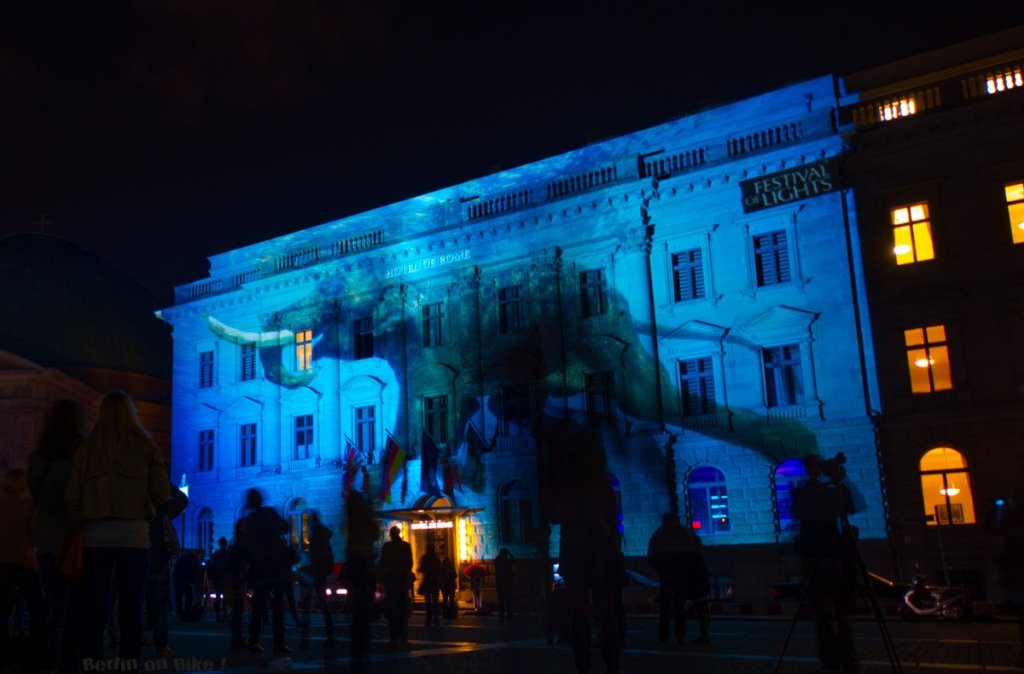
[295,329,313,370]
[919,447,976,526]
[877,96,917,122]
[891,202,934,264]
[1005,182,1024,245]
[986,67,1023,95]
[904,325,952,393]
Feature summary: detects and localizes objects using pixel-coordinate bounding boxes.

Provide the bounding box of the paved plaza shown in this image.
[122,608,1024,674]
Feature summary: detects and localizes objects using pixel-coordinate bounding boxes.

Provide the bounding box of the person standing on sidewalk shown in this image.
[305,511,336,649]
[494,548,515,622]
[345,492,378,673]
[379,526,412,641]
[418,545,442,628]
[647,512,685,644]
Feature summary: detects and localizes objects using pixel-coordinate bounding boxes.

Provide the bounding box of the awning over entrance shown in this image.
[373,506,483,522]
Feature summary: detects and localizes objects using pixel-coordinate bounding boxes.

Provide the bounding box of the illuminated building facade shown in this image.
[840,26,1024,600]
[160,75,888,601]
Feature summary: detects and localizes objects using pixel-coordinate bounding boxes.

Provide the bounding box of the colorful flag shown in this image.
[342,439,363,498]
[420,430,441,495]
[442,453,463,495]
[379,433,406,504]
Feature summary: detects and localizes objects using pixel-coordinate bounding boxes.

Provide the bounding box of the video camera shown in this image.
[819,452,847,484]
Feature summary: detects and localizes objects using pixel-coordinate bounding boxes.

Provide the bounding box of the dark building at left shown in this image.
[0,233,172,469]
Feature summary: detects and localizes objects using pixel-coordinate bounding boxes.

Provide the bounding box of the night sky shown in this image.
[5,3,1024,305]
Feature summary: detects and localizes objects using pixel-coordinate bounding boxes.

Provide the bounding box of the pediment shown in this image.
[226,395,263,415]
[659,320,729,345]
[738,305,818,343]
[282,384,323,404]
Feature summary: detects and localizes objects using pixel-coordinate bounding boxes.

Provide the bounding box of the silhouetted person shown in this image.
[494,548,515,621]
[241,488,291,655]
[305,511,335,648]
[418,545,442,627]
[65,390,169,674]
[679,524,711,644]
[379,526,412,641]
[792,454,860,674]
[556,428,622,674]
[28,399,89,674]
[345,492,378,672]
[206,537,230,623]
[173,549,200,620]
[439,545,457,619]
[647,512,685,644]
[0,469,45,673]
[147,483,188,656]
[226,520,248,651]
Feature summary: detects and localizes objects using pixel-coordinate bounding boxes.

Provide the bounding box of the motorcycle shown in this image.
[899,574,973,620]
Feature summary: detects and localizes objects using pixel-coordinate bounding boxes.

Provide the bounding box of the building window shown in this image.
[1005,182,1024,244]
[239,423,257,467]
[198,429,215,473]
[295,329,313,370]
[499,480,535,544]
[240,343,257,382]
[987,66,1022,95]
[919,447,976,526]
[877,95,917,122]
[498,286,522,334]
[753,231,791,286]
[763,345,804,407]
[904,325,953,393]
[424,395,448,444]
[579,269,607,318]
[678,357,716,417]
[891,202,935,264]
[294,414,314,460]
[355,405,376,461]
[774,459,808,535]
[584,371,615,420]
[500,384,532,437]
[423,303,444,347]
[353,316,374,359]
[672,249,705,302]
[688,466,730,536]
[287,499,311,550]
[199,350,215,389]
[197,508,214,559]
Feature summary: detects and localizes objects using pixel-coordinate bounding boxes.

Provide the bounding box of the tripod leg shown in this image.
[848,530,903,674]
[772,562,815,674]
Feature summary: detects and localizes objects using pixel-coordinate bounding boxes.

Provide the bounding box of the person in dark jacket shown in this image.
[305,511,335,648]
[439,545,458,620]
[0,469,45,673]
[28,399,89,674]
[378,526,412,641]
[679,524,711,644]
[494,548,515,622]
[206,537,230,623]
[418,545,442,627]
[241,488,291,655]
[345,492,378,673]
[147,484,188,656]
[172,549,200,620]
[646,512,685,644]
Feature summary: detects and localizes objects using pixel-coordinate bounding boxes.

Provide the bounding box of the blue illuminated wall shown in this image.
[160,75,886,599]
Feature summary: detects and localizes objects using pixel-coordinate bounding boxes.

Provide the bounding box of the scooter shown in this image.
[899,574,973,620]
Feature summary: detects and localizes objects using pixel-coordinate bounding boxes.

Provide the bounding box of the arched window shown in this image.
[688,466,730,536]
[920,447,976,525]
[774,459,808,535]
[498,480,534,544]
[196,508,214,558]
[287,498,311,550]
[606,472,624,535]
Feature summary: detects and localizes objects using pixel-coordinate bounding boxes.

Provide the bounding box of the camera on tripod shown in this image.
[818,452,847,484]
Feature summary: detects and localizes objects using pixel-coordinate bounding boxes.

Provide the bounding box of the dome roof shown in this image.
[0,233,170,378]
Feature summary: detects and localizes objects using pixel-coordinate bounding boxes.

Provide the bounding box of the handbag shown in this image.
[54,528,85,584]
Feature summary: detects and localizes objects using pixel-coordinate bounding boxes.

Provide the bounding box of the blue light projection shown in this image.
[162,75,887,574]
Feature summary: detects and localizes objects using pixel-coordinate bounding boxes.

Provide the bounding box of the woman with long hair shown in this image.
[28,398,90,674]
[65,390,169,672]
